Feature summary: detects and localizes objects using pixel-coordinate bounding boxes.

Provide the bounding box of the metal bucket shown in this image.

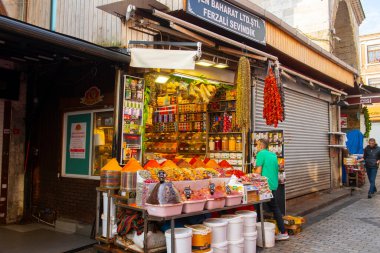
[100,170,121,189]
[121,171,137,191]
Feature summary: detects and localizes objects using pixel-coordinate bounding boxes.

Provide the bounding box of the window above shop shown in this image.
[367,45,380,64]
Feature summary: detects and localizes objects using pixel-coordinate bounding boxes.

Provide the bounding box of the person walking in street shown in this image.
[254,139,289,240]
[360,138,380,199]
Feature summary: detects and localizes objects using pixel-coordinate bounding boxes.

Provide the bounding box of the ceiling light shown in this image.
[195,59,215,67]
[24,56,39,62]
[213,62,229,68]
[0,40,5,44]
[155,75,170,84]
[213,58,229,69]
[10,57,26,62]
[38,55,54,61]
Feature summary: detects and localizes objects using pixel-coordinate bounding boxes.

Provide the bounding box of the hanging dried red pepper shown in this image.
[263,68,283,127]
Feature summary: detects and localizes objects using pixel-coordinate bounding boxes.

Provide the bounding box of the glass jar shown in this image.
[236,136,242,151]
[214,136,222,151]
[229,136,236,151]
[209,137,215,151]
[222,136,229,151]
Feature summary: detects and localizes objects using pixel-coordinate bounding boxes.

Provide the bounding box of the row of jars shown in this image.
[209,135,242,151]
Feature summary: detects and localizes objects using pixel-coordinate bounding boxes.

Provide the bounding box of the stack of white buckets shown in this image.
[203,210,259,253]
[101,192,117,237]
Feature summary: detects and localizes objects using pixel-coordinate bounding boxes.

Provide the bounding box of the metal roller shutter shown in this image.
[254,80,331,199]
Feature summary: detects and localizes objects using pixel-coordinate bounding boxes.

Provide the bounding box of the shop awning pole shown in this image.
[152,9,277,61]
[280,66,347,96]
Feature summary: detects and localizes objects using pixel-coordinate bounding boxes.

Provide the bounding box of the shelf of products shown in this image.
[121,75,145,164]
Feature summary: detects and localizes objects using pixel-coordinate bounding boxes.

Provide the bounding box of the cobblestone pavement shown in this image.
[260,187,380,253]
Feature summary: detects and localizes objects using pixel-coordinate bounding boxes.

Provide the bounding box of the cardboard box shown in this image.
[242,184,259,203]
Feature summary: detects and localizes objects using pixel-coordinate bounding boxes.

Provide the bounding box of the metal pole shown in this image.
[260,203,266,248]
[143,211,148,253]
[106,190,111,241]
[95,189,100,239]
[171,219,175,253]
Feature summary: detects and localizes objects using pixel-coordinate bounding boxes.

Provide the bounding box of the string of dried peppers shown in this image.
[263,68,283,127]
[236,56,251,132]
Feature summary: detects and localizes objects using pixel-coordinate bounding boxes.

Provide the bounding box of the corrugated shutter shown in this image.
[254,80,331,199]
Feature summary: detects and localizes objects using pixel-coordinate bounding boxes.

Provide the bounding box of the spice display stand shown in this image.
[110,197,270,253]
[345,162,365,196]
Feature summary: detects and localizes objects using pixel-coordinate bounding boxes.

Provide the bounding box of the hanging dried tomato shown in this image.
[263,69,283,127]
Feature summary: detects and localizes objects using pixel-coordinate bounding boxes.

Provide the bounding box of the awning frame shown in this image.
[0,15,130,64]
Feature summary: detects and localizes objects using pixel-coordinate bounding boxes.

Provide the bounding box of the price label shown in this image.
[226,185,232,195]
[184,186,192,200]
[209,183,215,195]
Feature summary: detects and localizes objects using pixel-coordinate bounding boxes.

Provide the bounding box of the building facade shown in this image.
[0,0,362,225]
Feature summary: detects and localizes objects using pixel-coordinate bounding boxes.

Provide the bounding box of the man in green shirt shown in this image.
[255,139,289,240]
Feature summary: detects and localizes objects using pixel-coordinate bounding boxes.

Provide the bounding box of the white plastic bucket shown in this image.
[235,210,257,225]
[227,238,244,253]
[243,223,257,234]
[165,228,193,253]
[244,231,257,253]
[212,241,228,253]
[102,192,116,217]
[256,222,275,248]
[203,218,228,244]
[220,214,243,242]
[101,214,117,238]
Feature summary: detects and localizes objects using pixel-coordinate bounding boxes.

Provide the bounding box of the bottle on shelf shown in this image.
[236,136,242,151]
[215,136,222,151]
[209,137,215,151]
[222,136,229,151]
[229,136,236,151]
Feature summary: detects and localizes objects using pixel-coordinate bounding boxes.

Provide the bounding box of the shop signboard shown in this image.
[186,0,266,45]
[341,114,348,129]
[63,112,92,176]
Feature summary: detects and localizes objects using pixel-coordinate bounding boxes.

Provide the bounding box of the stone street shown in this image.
[260,182,380,253]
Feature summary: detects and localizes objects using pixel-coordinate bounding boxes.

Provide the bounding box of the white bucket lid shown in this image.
[220,214,243,224]
[203,218,228,227]
[165,228,192,239]
[243,231,258,237]
[256,222,276,229]
[212,241,228,248]
[227,238,244,245]
[186,224,212,235]
[235,210,257,218]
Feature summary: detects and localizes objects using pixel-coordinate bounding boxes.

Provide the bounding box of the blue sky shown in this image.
[360,0,380,35]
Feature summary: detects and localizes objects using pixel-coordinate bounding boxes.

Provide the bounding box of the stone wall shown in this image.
[331,0,360,69]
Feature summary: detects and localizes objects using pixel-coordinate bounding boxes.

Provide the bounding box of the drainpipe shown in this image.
[50,0,57,31]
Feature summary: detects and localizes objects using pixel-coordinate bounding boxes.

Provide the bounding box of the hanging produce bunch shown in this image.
[236,56,251,132]
[263,68,283,127]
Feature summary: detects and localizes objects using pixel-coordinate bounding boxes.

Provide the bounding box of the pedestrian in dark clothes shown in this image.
[359,138,380,198]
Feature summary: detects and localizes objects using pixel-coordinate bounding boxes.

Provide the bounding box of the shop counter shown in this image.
[95,187,270,253]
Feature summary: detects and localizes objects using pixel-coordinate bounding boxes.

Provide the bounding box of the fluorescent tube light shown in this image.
[195,59,215,67]
[155,75,170,84]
